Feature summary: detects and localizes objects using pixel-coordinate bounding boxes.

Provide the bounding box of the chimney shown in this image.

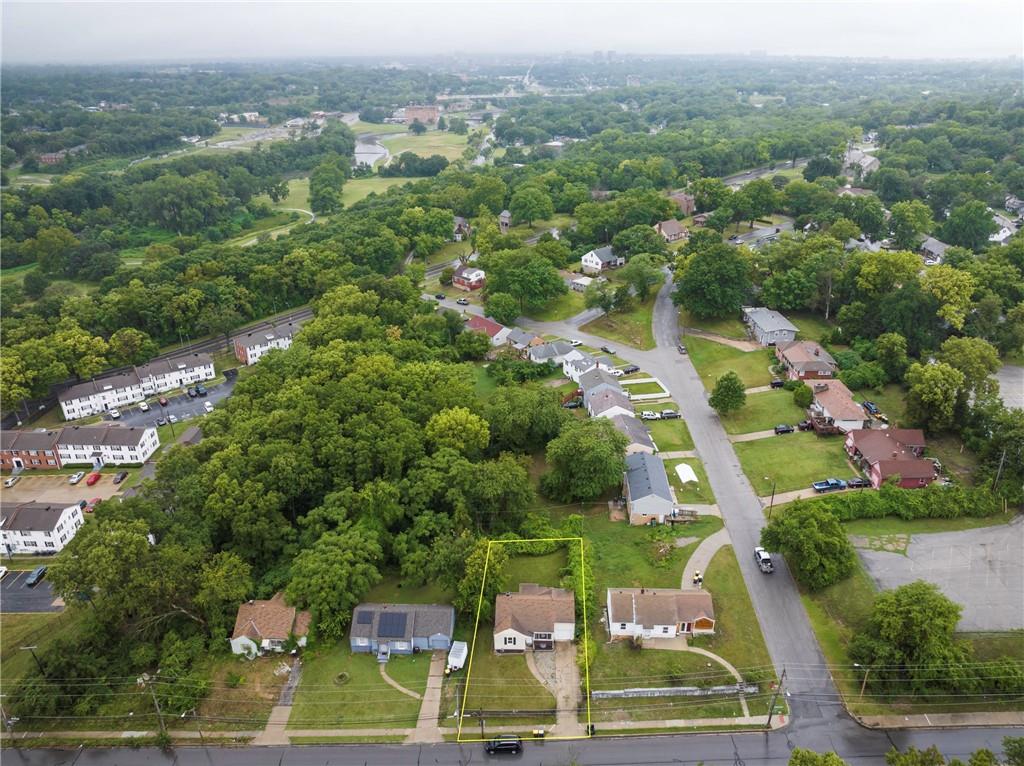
[813,347,819,356]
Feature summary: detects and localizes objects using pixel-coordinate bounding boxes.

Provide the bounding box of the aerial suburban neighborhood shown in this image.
[0,4,1022,766]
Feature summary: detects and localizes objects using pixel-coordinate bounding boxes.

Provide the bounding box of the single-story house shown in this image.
[499,209,511,233]
[653,219,688,243]
[506,328,542,353]
[742,307,798,346]
[452,264,486,291]
[990,226,1015,246]
[607,587,716,640]
[808,380,869,434]
[588,389,634,420]
[610,414,656,455]
[453,216,471,242]
[528,340,576,365]
[775,341,837,380]
[845,429,935,489]
[571,275,595,292]
[1005,195,1024,215]
[230,593,311,657]
[669,191,696,216]
[845,237,883,254]
[494,583,575,653]
[920,236,951,264]
[581,246,624,275]
[624,452,675,525]
[466,315,512,347]
[692,213,710,226]
[350,603,455,658]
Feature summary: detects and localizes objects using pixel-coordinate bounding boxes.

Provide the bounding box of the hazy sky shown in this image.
[3,1,1022,64]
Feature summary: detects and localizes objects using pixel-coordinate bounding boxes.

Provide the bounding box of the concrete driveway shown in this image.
[0,569,63,613]
[858,516,1024,631]
[2,474,123,504]
[102,378,236,429]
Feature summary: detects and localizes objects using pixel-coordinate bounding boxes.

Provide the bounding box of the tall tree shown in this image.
[541,419,627,502]
[708,371,747,416]
[673,243,751,318]
[940,200,998,251]
[904,361,965,432]
[889,200,933,250]
[760,503,856,590]
[509,186,554,226]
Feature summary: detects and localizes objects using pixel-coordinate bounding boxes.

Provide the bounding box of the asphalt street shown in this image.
[729,218,795,248]
[102,379,236,429]
[0,569,61,613]
[5,726,1023,765]
[721,158,808,188]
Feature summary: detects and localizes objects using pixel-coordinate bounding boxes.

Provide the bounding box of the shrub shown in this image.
[813,483,1001,522]
[793,383,813,408]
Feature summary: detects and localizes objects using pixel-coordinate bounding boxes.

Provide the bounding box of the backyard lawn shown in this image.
[622,380,669,396]
[787,312,835,342]
[580,295,656,349]
[426,239,473,267]
[853,384,907,426]
[647,416,695,452]
[735,431,857,495]
[505,549,568,589]
[686,337,774,389]
[363,574,454,605]
[720,390,806,434]
[678,310,747,339]
[665,458,716,505]
[383,130,469,162]
[525,290,585,322]
[507,213,574,238]
[288,642,431,729]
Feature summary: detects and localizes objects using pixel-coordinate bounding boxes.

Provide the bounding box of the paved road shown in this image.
[102,379,236,429]
[728,218,795,248]
[0,569,61,613]
[722,158,808,189]
[6,727,1022,765]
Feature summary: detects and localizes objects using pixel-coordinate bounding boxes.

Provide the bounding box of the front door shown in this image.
[12,458,23,470]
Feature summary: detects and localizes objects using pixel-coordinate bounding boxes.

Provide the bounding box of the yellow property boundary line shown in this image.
[456,537,592,743]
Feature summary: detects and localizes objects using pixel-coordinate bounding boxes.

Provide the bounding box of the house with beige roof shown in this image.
[230,592,312,657]
[808,380,869,434]
[607,587,715,640]
[653,219,688,243]
[775,341,837,381]
[845,428,935,489]
[494,584,575,653]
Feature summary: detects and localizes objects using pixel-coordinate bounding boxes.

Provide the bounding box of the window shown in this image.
[662,626,670,634]
[503,636,516,646]
[619,623,627,630]
[45,542,54,548]
[25,541,37,547]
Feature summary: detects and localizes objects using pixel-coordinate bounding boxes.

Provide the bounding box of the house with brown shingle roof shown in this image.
[775,341,837,381]
[230,592,312,657]
[607,588,715,640]
[808,380,869,434]
[653,219,688,243]
[493,584,575,653]
[845,429,935,489]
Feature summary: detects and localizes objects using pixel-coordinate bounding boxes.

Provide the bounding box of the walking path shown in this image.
[407,652,445,743]
[728,429,777,443]
[681,328,761,352]
[251,658,301,745]
[681,527,732,590]
[659,449,698,459]
[380,663,422,700]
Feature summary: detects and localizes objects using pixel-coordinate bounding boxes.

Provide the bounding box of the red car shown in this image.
[85,472,101,486]
[85,497,101,512]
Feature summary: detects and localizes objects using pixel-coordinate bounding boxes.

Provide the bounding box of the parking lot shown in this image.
[0,569,63,613]
[858,516,1024,631]
[2,474,125,505]
[101,378,236,429]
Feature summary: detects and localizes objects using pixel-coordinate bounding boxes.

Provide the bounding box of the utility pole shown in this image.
[138,673,165,735]
[990,447,1007,491]
[764,477,777,519]
[478,710,485,740]
[19,646,44,676]
[765,666,786,728]
[855,663,871,702]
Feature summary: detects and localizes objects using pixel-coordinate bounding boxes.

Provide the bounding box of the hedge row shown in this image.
[813,483,1003,521]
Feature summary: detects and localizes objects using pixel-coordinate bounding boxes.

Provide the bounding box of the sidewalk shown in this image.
[682,527,731,589]
[728,429,776,443]
[857,711,1024,729]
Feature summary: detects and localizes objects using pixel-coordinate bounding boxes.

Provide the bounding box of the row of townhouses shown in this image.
[1,425,160,471]
[1,501,85,555]
[59,353,215,420]
[232,322,299,366]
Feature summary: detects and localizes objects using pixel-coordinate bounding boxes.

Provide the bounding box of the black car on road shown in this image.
[485,735,522,755]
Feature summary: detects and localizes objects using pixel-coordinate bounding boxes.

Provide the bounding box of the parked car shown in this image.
[847,477,871,489]
[622,365,640,375]
[158,396,169,406]
[754,547,774,573]
[797,420,814,431]
[109,408,121,419]
[138,401,150,412]
[203,401,215,413]
[187,387,198,398]
[569,339,583,347]
[676,343,687,354]
[85,472,101,486]
[607,368,624,377]
[195,384,208,396]
[25,566,48,587]
[811,478,847,493]
[770,378,785,389]
[85,497,101,513]
[0,566,8,580]
[456,297,469,306]
[168,415,179,424]
[774,424,795,435]
[600,345,615,354]
[660,410,680,419]
[484,735,522,755]
[68,472,86,485]
[640,411,661,421]
[562,399,582,409]
[156,417,168,427]
[113,471,129,484]
[861,400,881,417]
[434,293,446,300]
[4,476,20,488]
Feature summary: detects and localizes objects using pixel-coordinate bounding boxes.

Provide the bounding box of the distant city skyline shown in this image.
[3,1,1021,65]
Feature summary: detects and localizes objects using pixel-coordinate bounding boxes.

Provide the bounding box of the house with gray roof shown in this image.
[742,307,798,346]
[580,368,620,395]
[920,236,951,264]
[581,245,625,275]
[349,603,455,660]
[624,452,675,525]
[505,328,541,354]
[528,340,575,365]
[610,414,655,455]
[1,501,84,554]
[588,389,634,420]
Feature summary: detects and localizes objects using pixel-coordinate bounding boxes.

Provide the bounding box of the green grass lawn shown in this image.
[271,177,310,210]
[383,131,469,162]
[647,417,695,452]
[843,510,1016,539]
[507,214,574,238]
[686,337,774,389]
[341,176,417,208]
[363,573,455,605]
[426,239,473,267]
[678,310,747,339]
[720,390,806,434]
[788,312,835,343]
[469,363,500,401]
[525,290,585,322]
[505,549,568,589]
[460,632,556,728]
[580,295,656,350]
[622,381,668,396]
[926,434,979,484]
[735,431,857,495]
[853,384,907,427]
[665,458,716,505]
[288,642,431,729]
[348,121,408,136]
[689,546,776,684]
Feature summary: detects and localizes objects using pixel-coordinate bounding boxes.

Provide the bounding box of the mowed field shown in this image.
[382,131,470,161]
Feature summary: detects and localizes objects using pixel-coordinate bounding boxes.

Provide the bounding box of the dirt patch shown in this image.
[674,536,699,548]
[609,504,626,522]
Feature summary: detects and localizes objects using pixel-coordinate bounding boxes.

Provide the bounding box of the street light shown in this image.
[853,662,870,702]
[764,476,777,519]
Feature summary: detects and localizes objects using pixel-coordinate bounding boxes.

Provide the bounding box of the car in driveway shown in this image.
[607,368,625,377]
[797,420,814,431]
[847,477,871,489]
[85,472,101,486]
[113,470,129,484]
[862,400,881,417]
[187,387,198,398]
[812,478,847,493]
[25,566,48,587]
[4,476,20,488]
[562,399,582,409]
[69,471,86,485]
[770,378,785,389]
[484,735,522,755]
[774,424,795,435]
[600,345,615,354]
[754,547,774,573]
[640,411,661,420]
[456,297,469,306]
[139,401,150,412]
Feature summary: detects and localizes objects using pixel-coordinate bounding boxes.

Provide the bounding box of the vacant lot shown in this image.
[288,642,431,729]
[721,390,806,434]
[341,176,416,208]
[580,295,656,349]
[678,310,747,339]
[647,416,695,452]
[383,131,469,162]
[687,337,774,389]
[526,290,586,322]
[735,431,856,495]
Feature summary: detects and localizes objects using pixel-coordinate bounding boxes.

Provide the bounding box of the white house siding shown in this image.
[60,383,146,420]
[628,495,674,525]
[57,428,159,467]
[494,628,530,652]
[1,505,83,554]
[238,336,293,366]
[590,404,634,420]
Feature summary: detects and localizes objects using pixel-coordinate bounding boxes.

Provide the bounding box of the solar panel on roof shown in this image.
[356,610,373,625]
[377,612,408,638]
